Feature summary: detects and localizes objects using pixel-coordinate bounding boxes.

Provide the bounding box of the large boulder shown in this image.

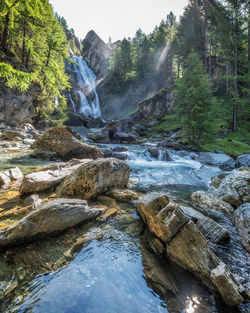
[233,203,250,253]
[57,158,130,199]
[136,195,244,306]
[113,132,137,144]
[236,154,250,168]
[191,191,234,214]
[216,170,250,206]
[20,159,90,194]
[0,199,104,248]
[196,152,235,170]
[86,128,109,143]
[32,126,103,160]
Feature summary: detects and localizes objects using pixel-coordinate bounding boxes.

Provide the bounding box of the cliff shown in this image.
[82,30,112,79]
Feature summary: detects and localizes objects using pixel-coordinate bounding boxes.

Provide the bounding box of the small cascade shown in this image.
[158,149,164,161]
[68,56,101,118]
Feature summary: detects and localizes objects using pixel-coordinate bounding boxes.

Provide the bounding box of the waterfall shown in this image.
[68,56,101,118]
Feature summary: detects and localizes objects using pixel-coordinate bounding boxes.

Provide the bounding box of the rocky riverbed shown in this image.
[0,124,249,313]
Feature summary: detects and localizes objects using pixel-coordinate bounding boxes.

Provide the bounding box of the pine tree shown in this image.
[174,52,215,145]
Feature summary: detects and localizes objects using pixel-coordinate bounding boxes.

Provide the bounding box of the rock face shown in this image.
[136,195,244,306]
[0,199,104,248]
[57,158,130,199]
[136,89,175,119]
[32,127,103,160]
[0,84,41,126]
[233,203,250,252]
[236,154,250,168]
[86,128,109,143]
[191,191,234,214]
[82,30,112,79]
[20,159,90,194]
[0,167,23,189]
[180,205,230,244]
[196,152,235,170]
[216,170,250,206]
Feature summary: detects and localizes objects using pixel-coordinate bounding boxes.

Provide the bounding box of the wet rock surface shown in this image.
[137,195,245,306]
[0,198,104,248]
[20,159,91,194]
[191,191,234,214]
[57,158,130,199]
[233,203,250,252]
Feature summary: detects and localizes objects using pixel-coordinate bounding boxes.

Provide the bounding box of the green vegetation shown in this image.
[174,52,215,146]
[105,0,249,154]
[0,0,71,117]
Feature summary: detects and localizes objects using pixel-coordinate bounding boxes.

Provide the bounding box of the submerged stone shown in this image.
[0,198,104,248]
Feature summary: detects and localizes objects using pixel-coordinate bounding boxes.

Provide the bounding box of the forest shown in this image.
[104,0,250,152]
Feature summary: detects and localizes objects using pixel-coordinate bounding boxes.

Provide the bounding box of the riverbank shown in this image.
[0,125,249,312]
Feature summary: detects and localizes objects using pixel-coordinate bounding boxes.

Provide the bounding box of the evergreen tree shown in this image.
[174,52,215,145]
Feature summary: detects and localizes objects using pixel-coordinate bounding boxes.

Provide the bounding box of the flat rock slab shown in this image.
[180,205,230,244]
[0,198,104,248]
[57,158,130,199]
[20,159,91,194]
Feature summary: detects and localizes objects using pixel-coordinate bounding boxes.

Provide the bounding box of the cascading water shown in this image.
[68,56,101,118]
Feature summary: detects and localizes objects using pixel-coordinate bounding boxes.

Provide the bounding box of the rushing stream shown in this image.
[0,143,249,313]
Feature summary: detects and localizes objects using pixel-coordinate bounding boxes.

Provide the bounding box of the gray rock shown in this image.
[82,30,112,78]
[101,147,113,157]
[180,205,230,244]
[137,195,244,306]
[112,152,128,160]
[233,203,250,252]
[32,126,103,161]
[196,152,235,169]
[113,132,136,144]
[0,199,104,248]
[0,167,23,189]
[20,159,90,194]
[57,158,130,200]
[210,262,244,306]
[191,191,234,214]
[86,128,109,143]
[23,194,42,209]
[217,170,250,206]
[236,154,250,168]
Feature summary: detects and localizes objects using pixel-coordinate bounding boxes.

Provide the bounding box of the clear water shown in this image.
[1,144,249,313]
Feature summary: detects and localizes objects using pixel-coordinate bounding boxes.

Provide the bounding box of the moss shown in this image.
[152,113,181,133]
[139,88,166,105]
[201,138,249,156]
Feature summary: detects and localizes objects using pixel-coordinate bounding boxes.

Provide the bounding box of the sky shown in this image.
[49,0,188,43]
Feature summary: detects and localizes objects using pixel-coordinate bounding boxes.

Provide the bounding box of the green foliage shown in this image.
[174,52,216,146]
[0,63,35,91]
[0,0,71,118]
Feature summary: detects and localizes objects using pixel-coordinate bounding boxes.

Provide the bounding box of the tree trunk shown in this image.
[226,55,229,100]
[22,21,26,64]
[2,13,10,50]
[209,37,212,78]
[46,48,51,66]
